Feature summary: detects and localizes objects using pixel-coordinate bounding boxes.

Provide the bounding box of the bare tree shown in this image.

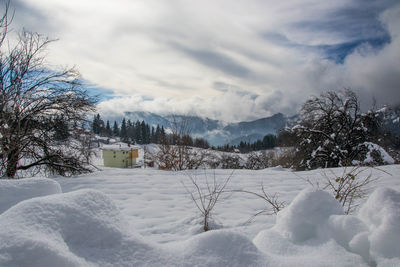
[149,115,210,170]
[182,171,233,232]
[0,3,96,177]
[291,90,382,170]
[170,115,192,170]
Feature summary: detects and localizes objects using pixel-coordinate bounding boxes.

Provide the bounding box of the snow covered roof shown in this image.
[101,144,140,151]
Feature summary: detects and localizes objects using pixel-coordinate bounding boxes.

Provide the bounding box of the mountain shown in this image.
[123,111,289,146]
[223,113,287,138]
[377,105,400,135]
[124,111,171,128]
[122,106,400,146]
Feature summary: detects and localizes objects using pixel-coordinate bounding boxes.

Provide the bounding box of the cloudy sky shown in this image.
[9,0,400,122]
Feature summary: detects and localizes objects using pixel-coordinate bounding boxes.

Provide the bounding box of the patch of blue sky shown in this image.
[317,36,391,64]
[85,84,115,102]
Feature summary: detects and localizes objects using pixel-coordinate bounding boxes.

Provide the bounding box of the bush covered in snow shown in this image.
[290,90,393,170]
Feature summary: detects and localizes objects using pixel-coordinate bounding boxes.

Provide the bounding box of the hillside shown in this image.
[123,111,290,146]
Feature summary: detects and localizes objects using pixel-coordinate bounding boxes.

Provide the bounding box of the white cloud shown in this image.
[10,0,400,121]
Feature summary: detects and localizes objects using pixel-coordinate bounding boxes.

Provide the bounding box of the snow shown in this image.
[101,143,141,151]
[358,188,400,262]
[273,189,344,242]
[362,142,395,165]
[0,178,61,214]
[0,162,400,266]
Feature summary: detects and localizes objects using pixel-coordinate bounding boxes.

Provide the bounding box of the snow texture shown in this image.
[0,165,400,266]
[0,177,61,214]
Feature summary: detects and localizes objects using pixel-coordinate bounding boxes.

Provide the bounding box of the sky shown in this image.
[7,0,400,122]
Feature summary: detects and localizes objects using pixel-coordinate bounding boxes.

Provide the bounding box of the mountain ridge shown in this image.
[123,111,289,146]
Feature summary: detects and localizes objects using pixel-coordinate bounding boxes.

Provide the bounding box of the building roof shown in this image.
[101,144,140,151]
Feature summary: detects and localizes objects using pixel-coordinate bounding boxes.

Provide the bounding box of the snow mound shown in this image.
[176,230,267,266]
[2,180,400,266]
[254,188,400,266]
[0,189,166,267]
[0,178,61,214]
[0,189,266,266]
[274,189,344,242]
[358,187,400,262]
[254,189,367,266]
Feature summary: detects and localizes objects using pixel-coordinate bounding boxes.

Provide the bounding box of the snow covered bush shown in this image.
[147,143,210,170]
[291,89,388,169]
[219,154,243,169]
[245,151,271,170]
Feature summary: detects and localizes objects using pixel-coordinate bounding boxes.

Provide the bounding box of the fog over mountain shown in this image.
[123,111,292,146]
[122,104,400,146]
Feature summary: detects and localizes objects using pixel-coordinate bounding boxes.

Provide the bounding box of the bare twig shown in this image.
[182,171,233,231]
[228,183,285,223]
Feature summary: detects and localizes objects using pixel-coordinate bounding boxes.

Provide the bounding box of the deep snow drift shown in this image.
[1,166,400,266]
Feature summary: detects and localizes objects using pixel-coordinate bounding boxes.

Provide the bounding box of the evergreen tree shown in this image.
[151,127,156,143]
[145,124,151,144]
[262,134,277,149]
[160,126,166,141]
[112,121,119,137]
[140,121,148,144]
[92,114,102,134]
[127,120,135,143]
[155,125,161,144]
[95,114,105,136]
[120,118,128,141]
[105,120,112,137]
[135,120,142,144]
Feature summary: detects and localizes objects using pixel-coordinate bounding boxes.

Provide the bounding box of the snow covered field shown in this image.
[1,156,400,266]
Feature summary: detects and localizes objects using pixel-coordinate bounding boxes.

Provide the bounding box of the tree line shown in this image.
[215,134,278,153]
[91,114,211,148]
[91,114,166,144]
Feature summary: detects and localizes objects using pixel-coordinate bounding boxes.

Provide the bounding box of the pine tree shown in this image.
[112,121,119,137]
[155,125,161,144]
[127,119,134,143]
[140,121,147,144]
[135,120,142,144]
[151,127,156,143]
[93,114,105,136]
[120,118,128,142]
[92,114,101,134]
[105,120,112,137]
